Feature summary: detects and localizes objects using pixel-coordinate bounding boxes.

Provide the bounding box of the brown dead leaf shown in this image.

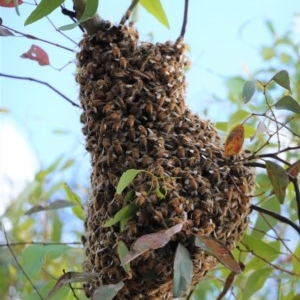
[224,124,245,157]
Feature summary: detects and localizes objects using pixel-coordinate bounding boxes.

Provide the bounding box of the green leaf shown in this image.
[261,46,276,60]
[22,244,70,278]
[117,241,131,275]
[116,169,144,194]
[265,160,289,204]
[291,294,300,300]
[140,0,170,29]
[242,234,281,260]
[25,0,65,25]
[275,95,300,113]
[241,268,273,300]
[63,183,84,220]
[242,80,256,103]
[103,203,137,228]
[13,0,21,16]
[271,70,291,92]
[229,110,251,128]
[265,20,276,36]
[173,244,193,298]
[94,282,124,300]
[35,156,63,182]
[59,0,98,31]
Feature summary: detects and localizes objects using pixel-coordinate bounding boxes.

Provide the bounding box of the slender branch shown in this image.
[240,241,300,277]
[0,73,80,108]
[120,0,140,25]
[180,0,189,38]
[291,177,300,225]
[0,24,74,52]
[0,241,82,248]
[2,225,44,300]
[250,204,300,235]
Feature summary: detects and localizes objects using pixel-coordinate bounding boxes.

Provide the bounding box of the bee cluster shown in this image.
[77,21,255,299]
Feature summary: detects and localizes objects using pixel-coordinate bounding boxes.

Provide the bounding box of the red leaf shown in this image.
[21,44,50,66]
[224,124,245,157]
[0,27,14,36]
[195,235,242,274]
[122,223,183,265]
[0,0,22,7]
[286,159,300,178]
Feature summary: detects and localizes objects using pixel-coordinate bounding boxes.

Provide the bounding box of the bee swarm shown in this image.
[77,21,255,299]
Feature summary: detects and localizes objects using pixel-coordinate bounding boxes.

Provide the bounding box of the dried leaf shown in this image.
[286,159,300,178]
[224,124,245,157]
[250,121,268,142]
[94,282,124,300]
[21,44,50,66]
[0,0,22,7]
[46,271,100,299]
[265,160,289,204]
[195,236,242,274]
[216,270,239,300]
[0,27,15,36]
[24,200,76,215]
[122,223,183,265]
[173,244,193,298]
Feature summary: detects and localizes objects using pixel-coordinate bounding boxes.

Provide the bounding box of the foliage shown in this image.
[0,1,300,300]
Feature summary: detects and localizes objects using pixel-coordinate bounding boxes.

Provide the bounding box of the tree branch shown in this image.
[2,225,44,300]
[72,0,102,35]
[0,73,80,108]
[250,204,300,236]
[180,0,189,38]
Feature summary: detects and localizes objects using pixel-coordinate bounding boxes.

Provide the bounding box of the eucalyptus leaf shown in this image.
[271,70,291,92]
[275,95,300,113]
[25,0,65,25]
[242,80,256,103]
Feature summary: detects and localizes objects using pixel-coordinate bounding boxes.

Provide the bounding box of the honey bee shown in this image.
[103,102,114,115]
[119,56,128,69]
[102,137,111,150]
[135,191,147,206]
[127,115,135,128]
[153,210,165,224]
[112,119,122,132]
[139,134,147,150]
[138,125,147,136]
[177,145,185,158]
[202,156,212,171]
[113,139,123,155]
[112,44,121,58]
[185,176,198,195]
[127,128,136,141]
[109,110,121,121]
[157,136,165,148]
[131,147,140,159]
[141,154,152,167]
[145,99,153,116]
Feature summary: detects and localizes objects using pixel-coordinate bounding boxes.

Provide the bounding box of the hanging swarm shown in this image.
[77,21,255,299]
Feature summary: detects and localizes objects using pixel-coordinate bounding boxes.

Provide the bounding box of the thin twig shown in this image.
[180,0,189,38]
[0,241,82,248]
[0,73,80,108]
[2,225,44,300]
[240,240,300,277]
[0,24,74,52]
[291,177,300,225]
[120,0,140,25]
[250,204,300,235]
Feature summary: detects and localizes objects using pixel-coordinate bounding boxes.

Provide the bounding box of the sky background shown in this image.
[0,0,300,204]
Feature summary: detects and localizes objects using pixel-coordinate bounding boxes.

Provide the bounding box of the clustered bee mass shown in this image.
[77,20,255,299]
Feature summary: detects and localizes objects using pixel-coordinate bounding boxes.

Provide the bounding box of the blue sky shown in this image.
[0,0,299,177]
